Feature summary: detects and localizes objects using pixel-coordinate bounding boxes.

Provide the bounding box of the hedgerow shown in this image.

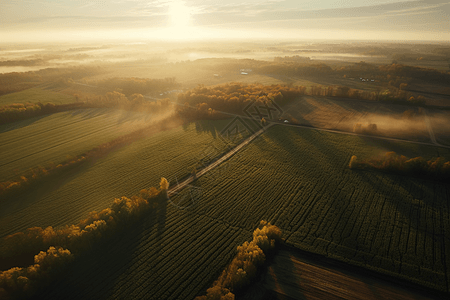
[349,152,450,180]
[0,179,168,299]
[0,247,73,299]
[353,123,377,134]
[195,221,282,300]
[0,115,179,196]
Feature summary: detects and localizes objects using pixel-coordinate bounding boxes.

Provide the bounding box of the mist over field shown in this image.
[1,0,450,299]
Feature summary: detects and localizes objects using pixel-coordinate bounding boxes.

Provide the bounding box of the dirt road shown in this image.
[167,123,274,197]
[276,121,450,149]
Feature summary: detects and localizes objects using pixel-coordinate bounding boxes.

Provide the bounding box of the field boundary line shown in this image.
[276,122,450,149]
[71,81,450,149]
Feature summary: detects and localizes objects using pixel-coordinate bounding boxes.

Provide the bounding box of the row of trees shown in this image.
[84,91,173,114]
[353,123,377,134]
[195,221,282,300]
[176,83,307,119]
[0,116,178,196]
[349,152,450,180]
[309,85,379,100]
[87,77,180,96]
[0,90,174,125]
[0,247,73,299]
[0,102,85,125]
[0,179,169,299]
[0,72,42,96]
[253,59,449,86]
[0,66,104,96]
[257,62,333,77]
[309,84,426,104]
[177,83,427,123]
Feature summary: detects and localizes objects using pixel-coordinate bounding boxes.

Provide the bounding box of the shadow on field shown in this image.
[194,119,218,138]
[68,107,113,120]
[253,124,447,292]
[356,135,440,158]
[156,192,168,243]
[0,162,96,238]
[0,114,49,134]
[34,197,171,300]
[35,219,154,299]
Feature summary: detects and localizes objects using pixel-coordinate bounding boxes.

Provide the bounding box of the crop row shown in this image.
[19,122,450,298]
[0,108,156,182]
[0,87,76,107]
[0,118,245,239]
[35,203,252,300]
[187,125,450,292]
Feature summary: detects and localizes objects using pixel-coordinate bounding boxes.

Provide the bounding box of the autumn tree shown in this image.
[160,177,169,190]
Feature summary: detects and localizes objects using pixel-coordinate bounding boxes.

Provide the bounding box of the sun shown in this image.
[168,0,191,30]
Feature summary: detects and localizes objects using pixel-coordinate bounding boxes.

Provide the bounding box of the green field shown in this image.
[0,117,255,239]
[31,124,450,299]
[0,108,157,182]
[0,87,76,106]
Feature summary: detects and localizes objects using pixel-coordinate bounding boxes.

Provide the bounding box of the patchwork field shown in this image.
[0,117,254,239]
[0,108,159,182]
[0,87,76,106]
[32,124,450,299]
[282,96,434,143]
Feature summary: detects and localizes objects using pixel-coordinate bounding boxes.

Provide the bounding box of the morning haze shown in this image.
[1,1,450,300]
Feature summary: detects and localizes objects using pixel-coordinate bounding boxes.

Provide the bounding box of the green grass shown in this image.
[0,108,158,182]
[0,87,76,106]
[30,124,450,300]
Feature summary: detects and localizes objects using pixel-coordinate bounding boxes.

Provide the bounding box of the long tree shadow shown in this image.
[0,114,50,134]
[34,216,155,300]
[251,124,448,290]
[0,161,97,238]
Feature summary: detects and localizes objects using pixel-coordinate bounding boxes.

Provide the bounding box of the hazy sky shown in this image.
[1,0,449,42]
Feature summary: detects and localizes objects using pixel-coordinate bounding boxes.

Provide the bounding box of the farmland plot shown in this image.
[35,208,253,300]
[211,125,449,292]
[283,96,431,143]
[181,125,450,292]
[33,125,450,299]
[0,108,157,182]
[0,118,254,239]
[0,87,76,106]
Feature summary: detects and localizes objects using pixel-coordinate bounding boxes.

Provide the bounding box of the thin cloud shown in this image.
[384,2,448,15]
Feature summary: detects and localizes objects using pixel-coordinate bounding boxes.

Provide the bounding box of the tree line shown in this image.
[0,66,104,96]
[0,179,169,299]
[176,83,306,120]
[195,220,282,300]
[349,152,450,181]
[0,116,179,197]
[87,77,180,97]
[0,90,174,125]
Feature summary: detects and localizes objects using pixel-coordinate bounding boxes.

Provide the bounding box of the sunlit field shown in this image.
[27,125,450,299]
[1,0,450,298]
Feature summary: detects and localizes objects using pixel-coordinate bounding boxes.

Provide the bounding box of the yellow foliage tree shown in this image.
[160,177,169,190]
[349,156,358,169]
